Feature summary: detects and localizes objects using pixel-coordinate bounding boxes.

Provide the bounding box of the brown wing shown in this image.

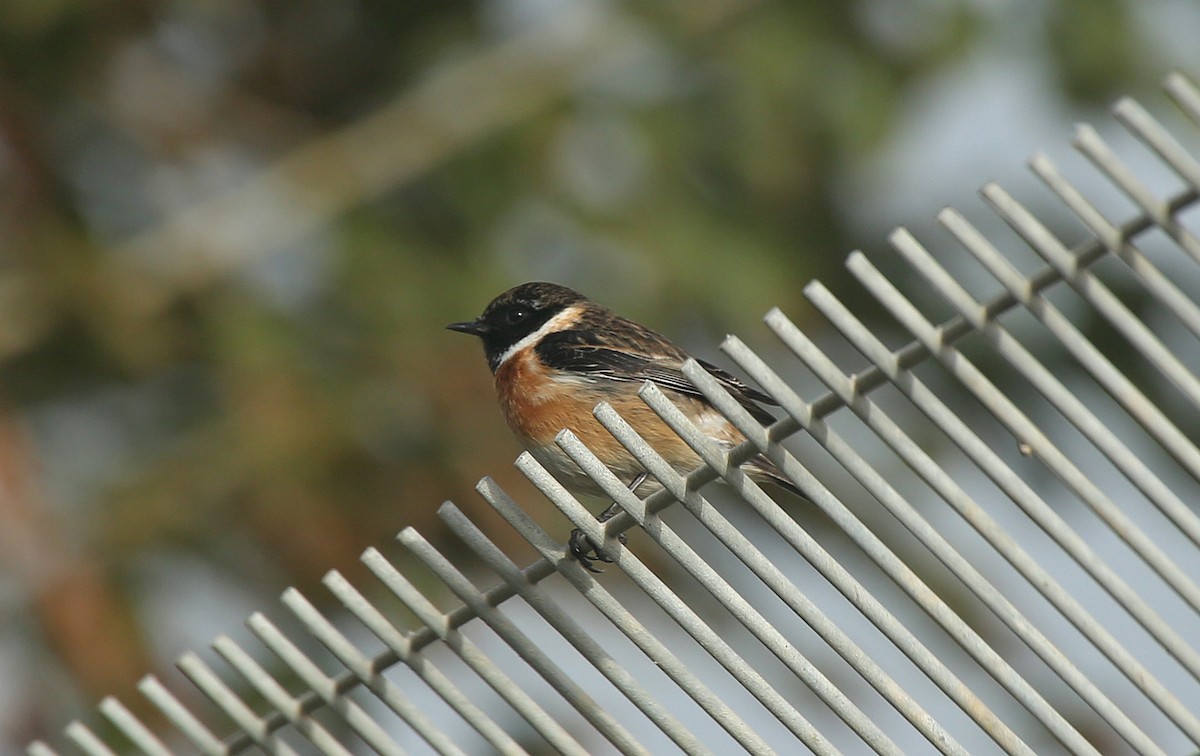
[534,327,779,426]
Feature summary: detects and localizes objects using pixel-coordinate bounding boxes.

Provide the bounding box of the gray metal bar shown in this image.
[681,357,1108,756]
[984,183,1200,410]
[1166,72,1200,126]
[590,404,905,755]
[938,207,1200,493]
[211,635,352,756]
[138,675,229,755]
[386,532,648,756]
[1032,150,1200,337]
[796,283,1200,743]
[98,696,173,756]
[1073,125,1200,263]
[359,548,598,755]
[436,502,753,756]
[475,475,768,755]
[847,249,1200,666]
[976,188,1200,608]
[284,583,515,755]
[588,400,926,753]
[722,333,1165,756]
[893,223,1200,550]
[25,743,59,756]
[579,406,924,753]
[1114,96,1200,190]
[547,431,858,755]
[247,612,407,756]
[177,651,300,755]
[635,381,1016,756]
[64,723,117,756]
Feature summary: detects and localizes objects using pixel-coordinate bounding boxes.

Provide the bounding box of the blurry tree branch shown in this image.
[0,411,154,715]
[0,1,756,349]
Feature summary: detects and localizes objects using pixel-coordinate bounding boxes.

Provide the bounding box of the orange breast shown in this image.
[494,348,738,475]
[495,349,605,448]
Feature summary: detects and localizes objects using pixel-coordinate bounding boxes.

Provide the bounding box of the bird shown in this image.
[448,282,802,570]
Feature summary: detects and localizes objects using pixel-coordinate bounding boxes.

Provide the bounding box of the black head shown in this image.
[448,282,587,372]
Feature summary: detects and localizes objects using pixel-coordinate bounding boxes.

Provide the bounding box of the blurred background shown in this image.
[1,0,1199,751]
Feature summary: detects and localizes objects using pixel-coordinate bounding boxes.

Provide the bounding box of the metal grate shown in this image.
[29,72,1200,755]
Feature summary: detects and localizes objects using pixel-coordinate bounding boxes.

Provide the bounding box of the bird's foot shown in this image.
[566,473,646,573]
[568,498,627,572]
[568,527,627,573]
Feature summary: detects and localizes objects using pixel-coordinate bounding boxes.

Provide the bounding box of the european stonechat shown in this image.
[449,282,800,569]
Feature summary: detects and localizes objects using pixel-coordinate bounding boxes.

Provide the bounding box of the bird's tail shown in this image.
[746,455,807,501]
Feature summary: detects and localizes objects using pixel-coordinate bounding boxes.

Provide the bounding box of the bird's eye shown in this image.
[504,307,531,325]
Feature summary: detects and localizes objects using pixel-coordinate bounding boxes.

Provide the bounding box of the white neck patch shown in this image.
[495,304,584,370]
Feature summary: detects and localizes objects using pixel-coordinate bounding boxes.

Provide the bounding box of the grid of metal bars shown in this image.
[29,72,1200,755]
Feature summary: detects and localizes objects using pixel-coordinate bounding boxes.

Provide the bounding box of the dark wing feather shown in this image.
[536,329,778,425]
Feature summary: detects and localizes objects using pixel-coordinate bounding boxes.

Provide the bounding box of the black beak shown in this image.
[447,320,488,336]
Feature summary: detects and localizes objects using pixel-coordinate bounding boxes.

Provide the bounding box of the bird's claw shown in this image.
[568,527,627,573]
[566,474,643,572]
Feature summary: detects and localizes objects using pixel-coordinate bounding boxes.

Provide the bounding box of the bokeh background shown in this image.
[2,0,1199,751]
